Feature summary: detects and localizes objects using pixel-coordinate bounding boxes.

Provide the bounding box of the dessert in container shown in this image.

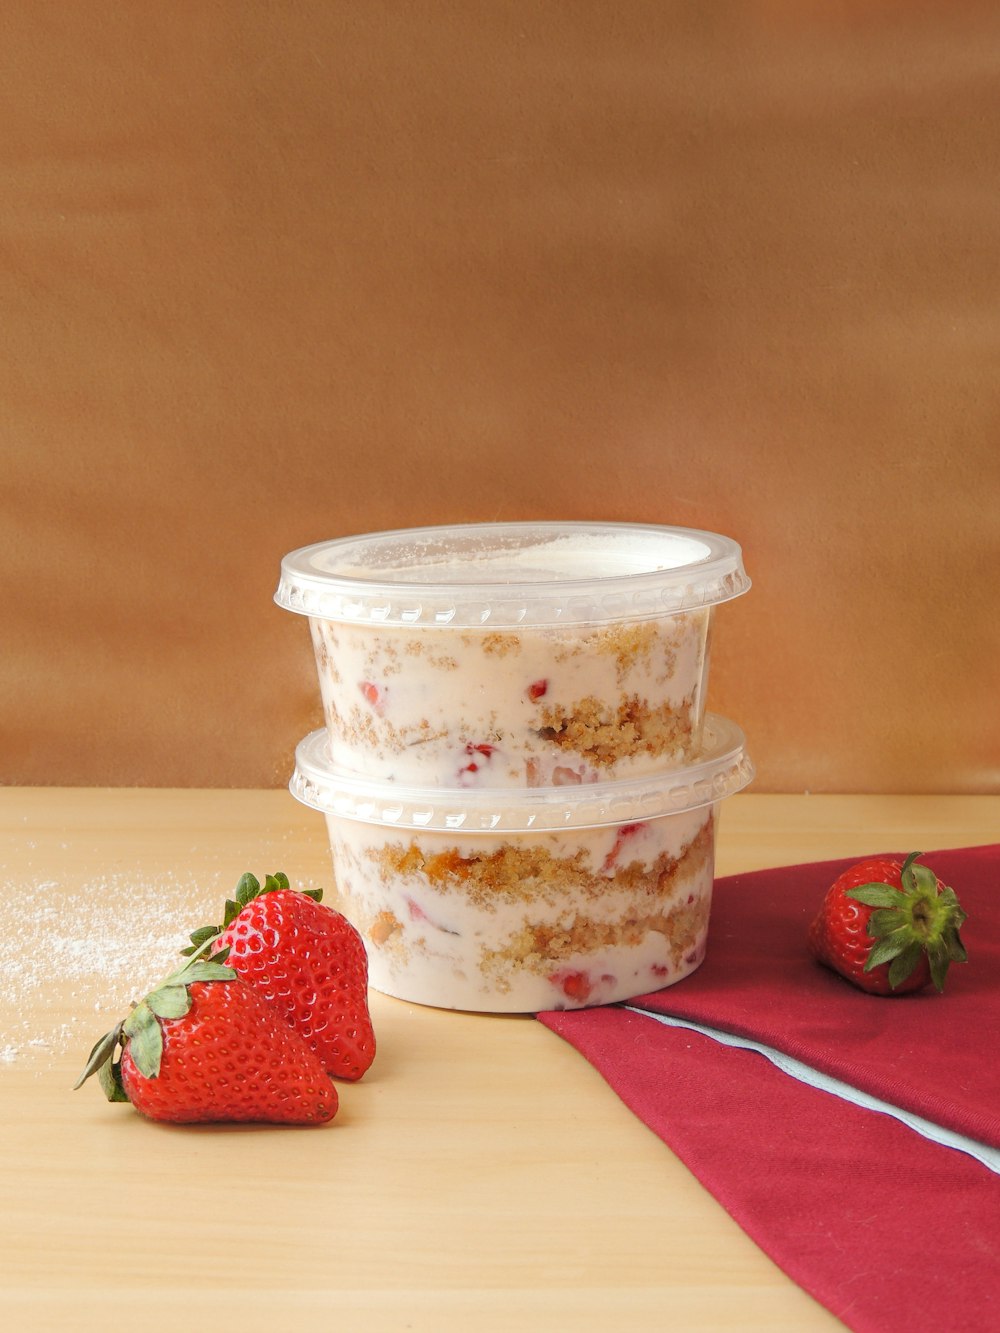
[275,521,751,788]
[290,713,754,1013]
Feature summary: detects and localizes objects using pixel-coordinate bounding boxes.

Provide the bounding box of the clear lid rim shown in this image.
[289,714,755,832]
[275,521,751,627]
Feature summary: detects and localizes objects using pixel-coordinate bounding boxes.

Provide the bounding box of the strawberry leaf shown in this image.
[874,906,912,938]
[940,887,967,923]
[909,861,941,895]
[122,1002,163,1079]
[235,872,261,907]
[846,883,904,909]
[899,851,923,892]
[98,1054,129,1103]
[74,1023,123,1090]
[180,924,219,956]
[945,929,968,963]
[887,941,924,989]
[145,983,191,1020]
[864,927,913,970]
[926,939,951,993]
[181,960,236,983]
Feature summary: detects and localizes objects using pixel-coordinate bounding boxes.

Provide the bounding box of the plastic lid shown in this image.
[275,521,750,627]
[289,714,754,832]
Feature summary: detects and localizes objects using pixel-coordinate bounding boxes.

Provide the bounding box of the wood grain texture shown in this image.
[2,3,999,790]
[3,787,998,1329]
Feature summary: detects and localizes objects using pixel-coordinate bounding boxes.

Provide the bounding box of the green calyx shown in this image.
[180,870,322,957]
[846,851,969,992]
[73,944,237,1100]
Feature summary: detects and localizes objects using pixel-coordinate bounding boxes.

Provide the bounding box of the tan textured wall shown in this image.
[3,2,999,793]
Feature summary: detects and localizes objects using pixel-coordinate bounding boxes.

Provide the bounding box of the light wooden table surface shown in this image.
[2,788,997,1331]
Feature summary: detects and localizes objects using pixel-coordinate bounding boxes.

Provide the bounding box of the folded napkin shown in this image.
[539,844,1000,1333]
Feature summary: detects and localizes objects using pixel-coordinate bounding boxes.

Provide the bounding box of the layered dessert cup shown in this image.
[290,715,754,1012]
[276,522,750,788]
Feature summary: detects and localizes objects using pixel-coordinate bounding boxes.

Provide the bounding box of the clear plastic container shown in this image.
[290,713,754,1012]
[276,522,750,787]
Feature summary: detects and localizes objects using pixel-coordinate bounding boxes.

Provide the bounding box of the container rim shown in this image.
[275,520,750,627]
[289,714,754,832]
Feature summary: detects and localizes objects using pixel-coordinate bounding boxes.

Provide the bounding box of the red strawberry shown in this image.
[184,872,375,1081]
[75,953,337,1125]
[808,851,968,994]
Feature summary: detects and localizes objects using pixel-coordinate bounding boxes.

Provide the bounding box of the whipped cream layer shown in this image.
[310,610,712,787]
[323,803,717,1013]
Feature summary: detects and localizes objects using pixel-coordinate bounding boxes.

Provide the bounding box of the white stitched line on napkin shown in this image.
[624,1006,1000,1177]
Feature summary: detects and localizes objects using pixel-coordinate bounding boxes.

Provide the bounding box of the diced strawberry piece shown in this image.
[457,742,498,785]
[359,681,385,714]
[601,821,648,874]
[552,970,593,1002]
[404,895,459,936]
[527,679,548,701]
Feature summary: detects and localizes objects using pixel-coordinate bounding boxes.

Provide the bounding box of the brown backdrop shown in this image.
[3,2,999,793]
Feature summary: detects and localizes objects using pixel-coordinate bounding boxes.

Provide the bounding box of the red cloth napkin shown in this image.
[539,844,1000,1333]
[633,843,1000,1147]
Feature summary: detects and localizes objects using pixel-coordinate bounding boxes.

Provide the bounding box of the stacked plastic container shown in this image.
[276,521,753,1012]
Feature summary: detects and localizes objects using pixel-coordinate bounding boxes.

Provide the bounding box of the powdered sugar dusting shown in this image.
[0,866,324,1068]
